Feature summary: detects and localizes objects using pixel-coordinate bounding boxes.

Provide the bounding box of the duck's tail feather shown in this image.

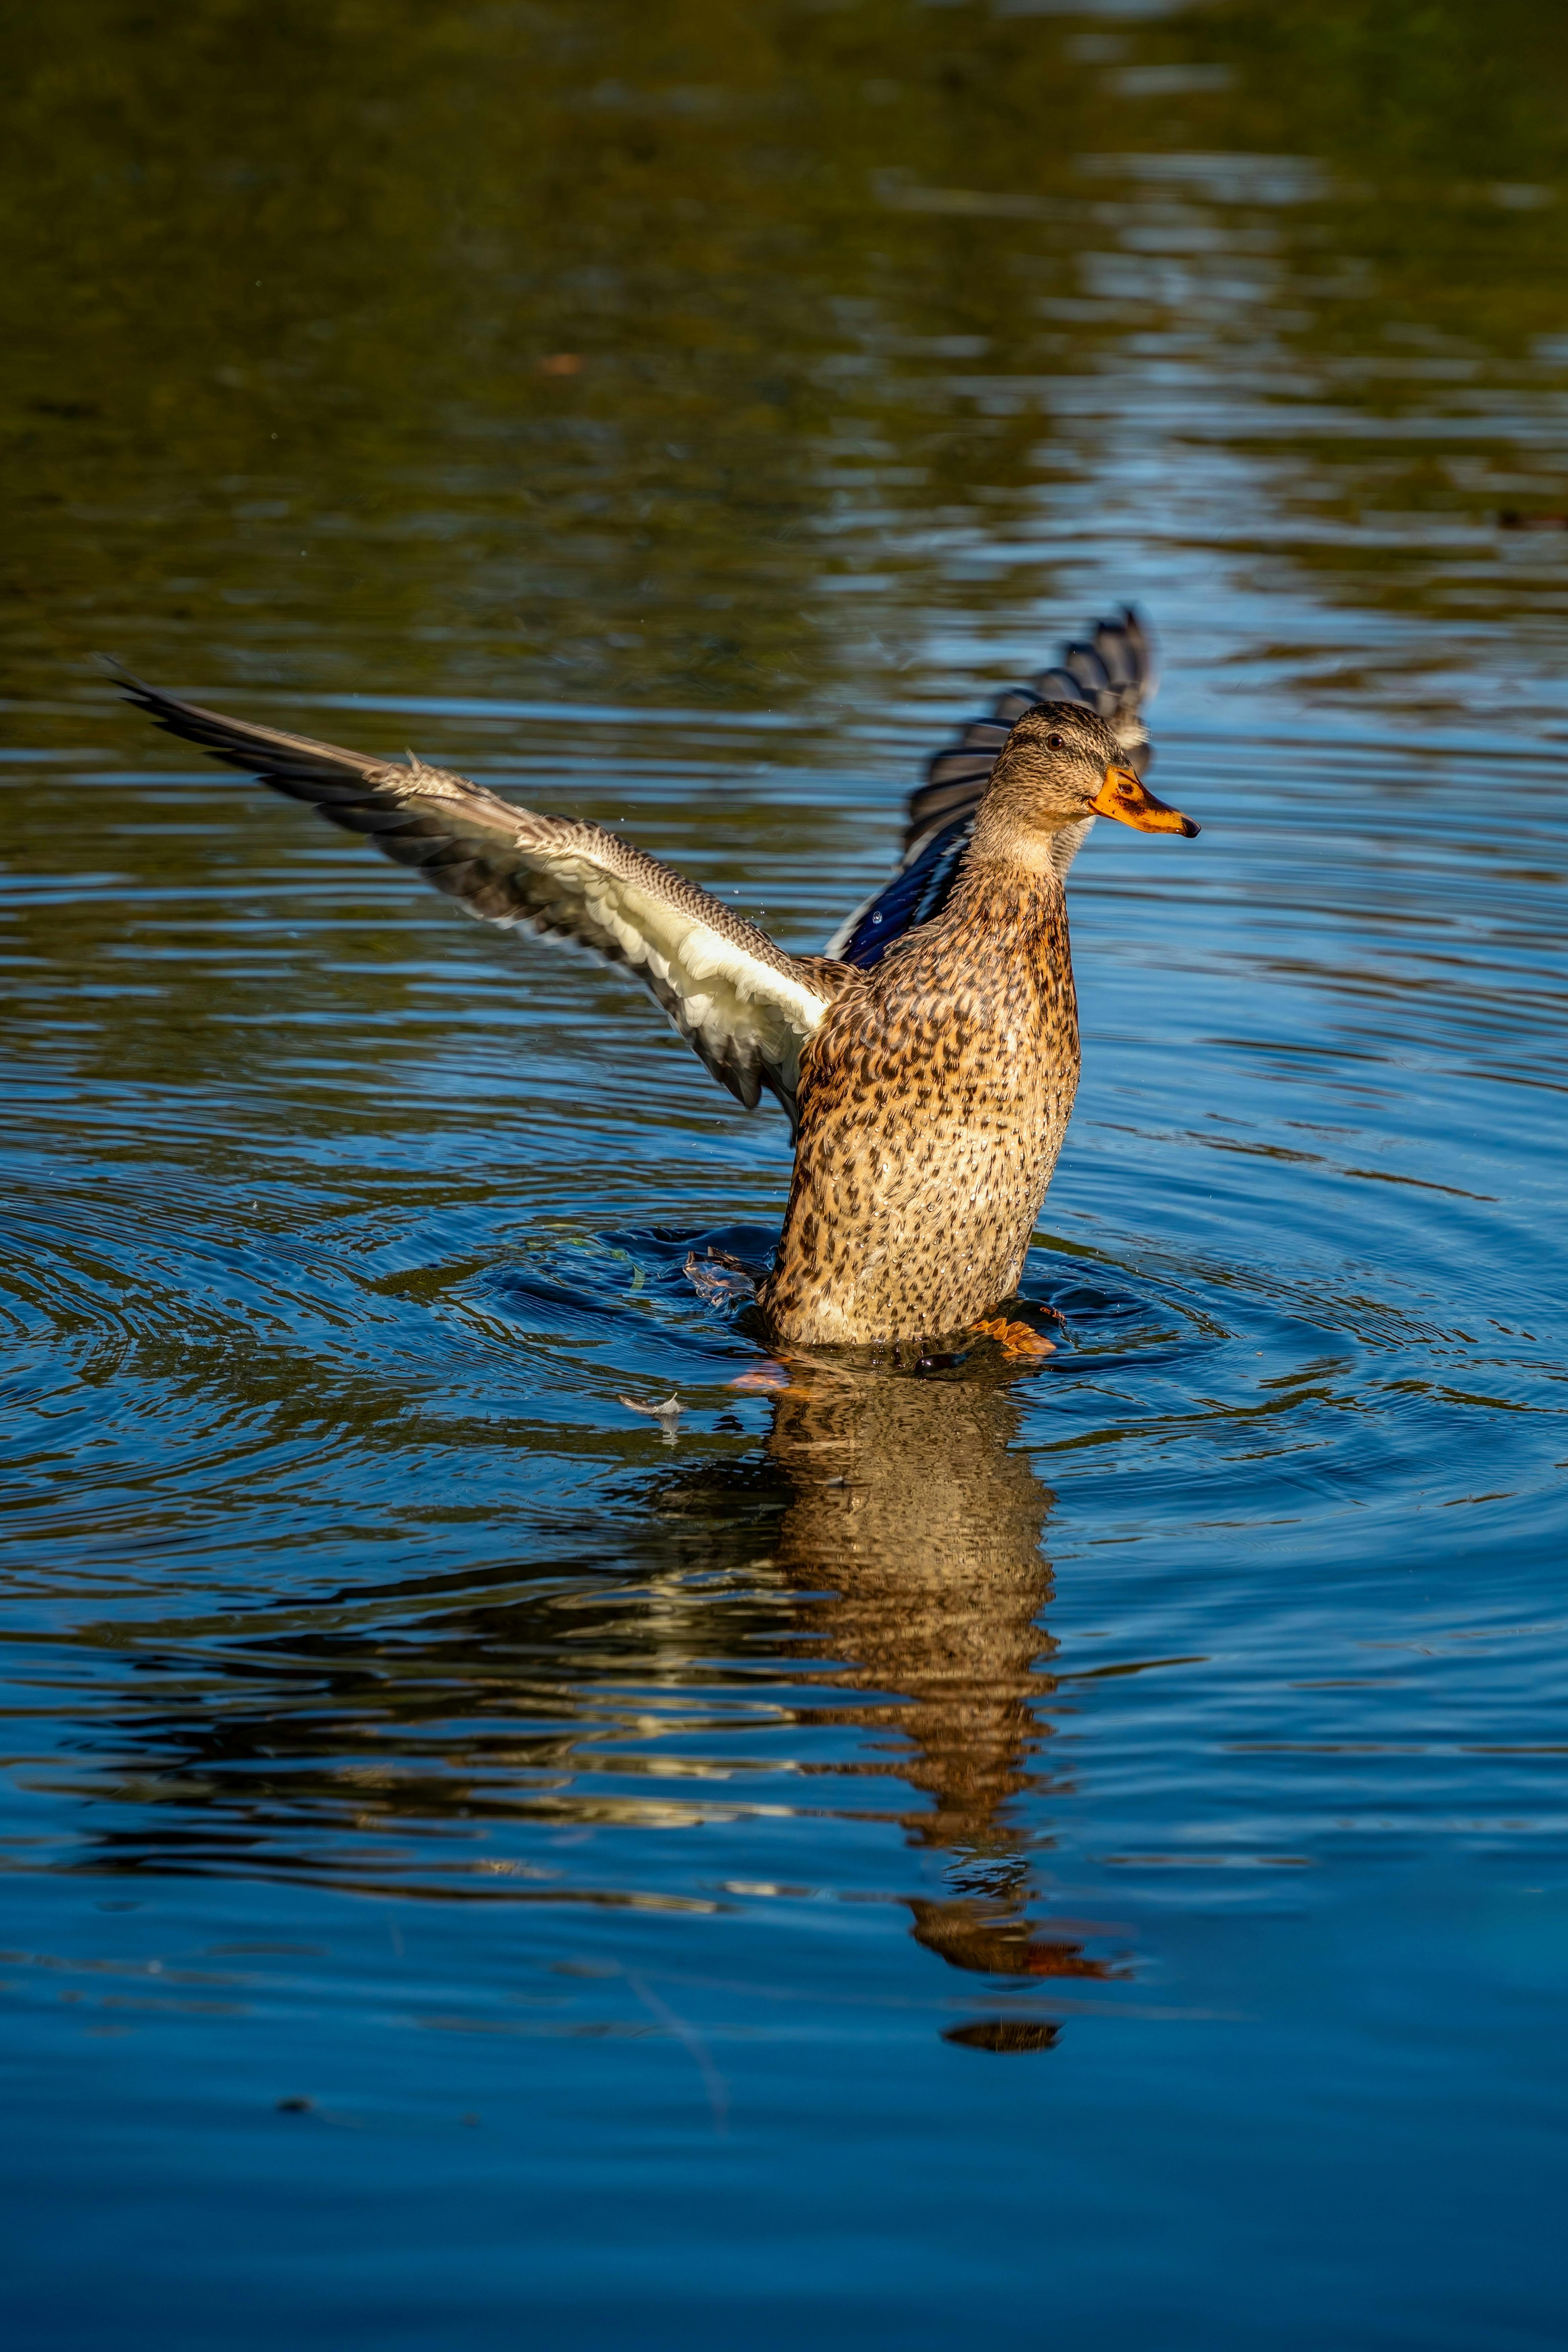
[827,606,1155,968]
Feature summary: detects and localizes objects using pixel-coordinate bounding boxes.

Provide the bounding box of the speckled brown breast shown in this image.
[759,863,1079,1345]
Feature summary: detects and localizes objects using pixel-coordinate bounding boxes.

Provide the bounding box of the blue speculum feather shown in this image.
[838,812,976,969]
[831,609,1154,970]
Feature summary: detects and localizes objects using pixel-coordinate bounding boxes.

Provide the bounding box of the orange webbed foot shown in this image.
[972,1316,1057,1360]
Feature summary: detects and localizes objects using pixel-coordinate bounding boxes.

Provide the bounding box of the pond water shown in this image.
[2,3,1567,2344]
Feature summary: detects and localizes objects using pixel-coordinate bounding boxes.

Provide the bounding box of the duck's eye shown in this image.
[1045,732,1067,750]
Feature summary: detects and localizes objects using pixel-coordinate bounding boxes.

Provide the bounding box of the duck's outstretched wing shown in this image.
[828,607,1156,969]
[115,673,851,1123]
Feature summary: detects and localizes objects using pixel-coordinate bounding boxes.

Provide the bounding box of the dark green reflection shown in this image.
[4,0,1568,732]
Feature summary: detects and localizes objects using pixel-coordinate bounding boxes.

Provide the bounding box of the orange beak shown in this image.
[1091,765,1199,837]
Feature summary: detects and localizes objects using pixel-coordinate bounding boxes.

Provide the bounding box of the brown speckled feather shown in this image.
[760,861,1078,1344]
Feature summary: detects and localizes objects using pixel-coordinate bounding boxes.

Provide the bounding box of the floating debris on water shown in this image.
[684,1250,758,1305]
[618,1393,684,1433]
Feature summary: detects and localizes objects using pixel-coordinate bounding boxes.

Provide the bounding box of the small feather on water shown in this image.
[619,1393,683,1426]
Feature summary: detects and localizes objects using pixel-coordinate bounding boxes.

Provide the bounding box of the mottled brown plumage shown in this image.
[760,704,1195,1344]
[760,863,1078,1344]
[113,636,1195,1353]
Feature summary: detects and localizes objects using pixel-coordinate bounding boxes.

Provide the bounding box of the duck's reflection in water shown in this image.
[700,1357,1128,2028]
[52,1352,1126,2042]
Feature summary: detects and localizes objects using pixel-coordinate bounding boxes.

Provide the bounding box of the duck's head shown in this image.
[975,701,1198,863]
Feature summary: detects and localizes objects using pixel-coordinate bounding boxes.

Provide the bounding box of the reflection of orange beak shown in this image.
[1091,765,1199,837]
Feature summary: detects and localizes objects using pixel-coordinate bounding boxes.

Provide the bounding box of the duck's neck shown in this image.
[945,846,1069,943]
[913,852,1077,1061]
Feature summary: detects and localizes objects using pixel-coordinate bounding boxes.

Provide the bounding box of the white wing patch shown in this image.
[506,846,831,1113]
[109,675,845,1127]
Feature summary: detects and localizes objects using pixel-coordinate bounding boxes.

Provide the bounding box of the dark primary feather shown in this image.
[113,668,848,1123]
[828,607,1154,970]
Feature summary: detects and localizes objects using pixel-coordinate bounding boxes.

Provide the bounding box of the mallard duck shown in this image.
[115,610,1196,1350]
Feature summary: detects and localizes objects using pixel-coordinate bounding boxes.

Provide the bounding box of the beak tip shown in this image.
[1181,817,1200,838]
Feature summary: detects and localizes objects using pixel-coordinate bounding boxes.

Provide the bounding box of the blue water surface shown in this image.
[2,3,1566,2344]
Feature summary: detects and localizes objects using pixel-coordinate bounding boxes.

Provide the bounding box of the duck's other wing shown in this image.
[116,675,853,1124]
[828,606,1155,970]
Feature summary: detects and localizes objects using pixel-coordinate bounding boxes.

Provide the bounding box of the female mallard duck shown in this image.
[117,610,1196,1351]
